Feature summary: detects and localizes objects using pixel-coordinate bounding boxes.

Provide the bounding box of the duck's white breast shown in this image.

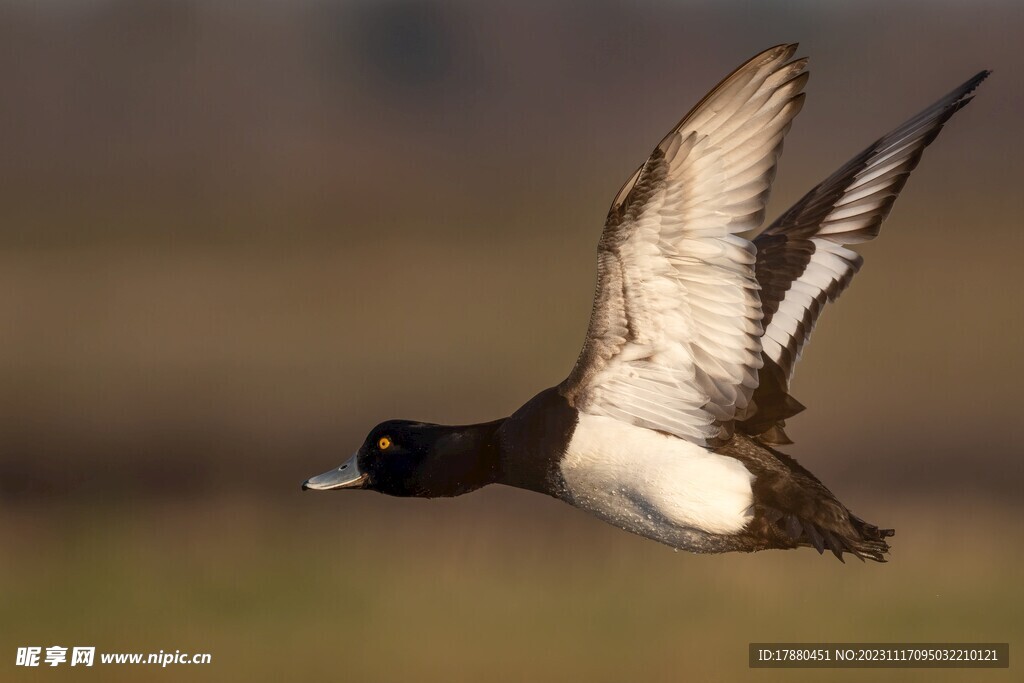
[560,413,755,539]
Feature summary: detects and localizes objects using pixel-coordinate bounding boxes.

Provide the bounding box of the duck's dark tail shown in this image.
[847,514,896,562]
[758,461,896,563]
[719,434,896,563]
[770,509,894,563]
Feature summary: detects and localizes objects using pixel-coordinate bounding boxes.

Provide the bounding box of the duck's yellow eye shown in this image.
[378,436,392,450]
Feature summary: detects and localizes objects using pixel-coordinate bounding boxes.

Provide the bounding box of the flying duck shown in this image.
[304,45,988,562]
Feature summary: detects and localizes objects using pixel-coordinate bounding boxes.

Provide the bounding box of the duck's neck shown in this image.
[493,387,579,497]
[418,419,505,497]
[419,387,578,499]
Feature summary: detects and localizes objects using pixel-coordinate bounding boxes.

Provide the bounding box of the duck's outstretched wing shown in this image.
[559,45,808,446]
[741,70,990,443]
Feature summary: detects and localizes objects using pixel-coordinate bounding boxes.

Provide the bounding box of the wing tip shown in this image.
[757,43,801,68]
[968,69,993,90]
[945,69,991,111]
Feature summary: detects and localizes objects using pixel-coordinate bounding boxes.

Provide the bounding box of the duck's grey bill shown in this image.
[302,455,367,491]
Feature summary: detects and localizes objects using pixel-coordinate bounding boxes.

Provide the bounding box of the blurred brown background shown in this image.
[1,1,1022,681]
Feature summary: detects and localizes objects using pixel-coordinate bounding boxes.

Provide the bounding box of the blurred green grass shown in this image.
[3,493,1021,682]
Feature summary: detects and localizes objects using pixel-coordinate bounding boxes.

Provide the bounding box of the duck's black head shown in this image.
[302,419,504,498]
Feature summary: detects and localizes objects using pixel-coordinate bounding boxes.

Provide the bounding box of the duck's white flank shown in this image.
[560,413,755,537]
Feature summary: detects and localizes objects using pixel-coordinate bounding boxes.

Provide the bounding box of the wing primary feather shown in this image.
[741,69,989,442]
[562,46,809,446]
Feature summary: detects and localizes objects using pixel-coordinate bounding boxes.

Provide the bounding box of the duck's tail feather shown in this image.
[776,510,894,563]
